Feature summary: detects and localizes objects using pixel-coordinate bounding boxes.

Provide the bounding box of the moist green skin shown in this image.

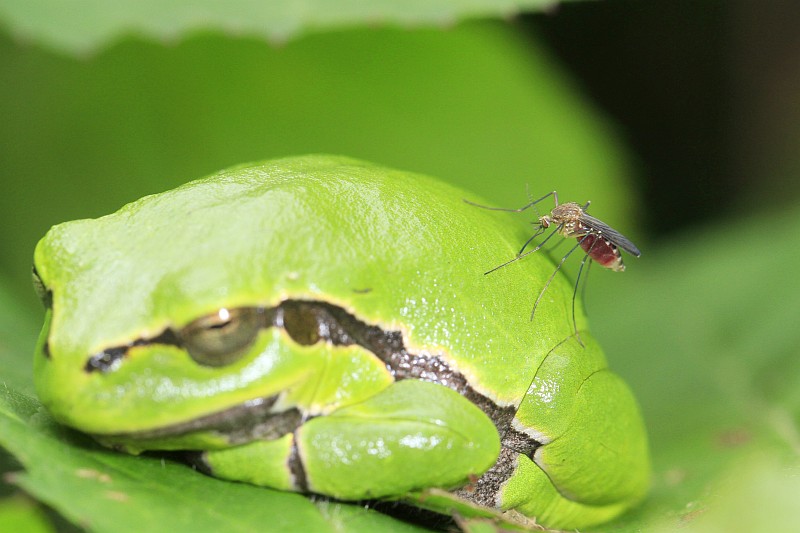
[32,155,650,530]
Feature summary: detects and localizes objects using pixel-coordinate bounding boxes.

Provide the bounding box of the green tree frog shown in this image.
[32,155,649,530]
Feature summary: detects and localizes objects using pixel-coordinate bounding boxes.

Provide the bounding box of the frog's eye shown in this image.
[179,308,263,367]
[31,266,52,309]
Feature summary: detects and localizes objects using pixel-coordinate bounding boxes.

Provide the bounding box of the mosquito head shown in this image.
[538,214,552,228]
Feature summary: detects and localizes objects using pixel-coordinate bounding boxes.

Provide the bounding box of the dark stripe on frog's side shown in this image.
[110,394,304,445]
[84,329,181,372]
[287,435,309,492]
[501,427,542,461]
[452,428,542,508]
[453,447,518,508]
[84,300,516,435]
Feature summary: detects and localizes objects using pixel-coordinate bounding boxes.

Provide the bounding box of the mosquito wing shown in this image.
[579,213,641,257]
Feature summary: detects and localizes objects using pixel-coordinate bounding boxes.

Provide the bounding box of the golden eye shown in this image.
[179,308,263,367]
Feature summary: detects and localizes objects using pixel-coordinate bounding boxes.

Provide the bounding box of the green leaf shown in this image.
[0,0,575,56]
[0,277,39,395]
[0,495,55,533]
[0,386,431,532]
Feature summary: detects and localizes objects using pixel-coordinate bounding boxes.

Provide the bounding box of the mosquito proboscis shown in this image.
[465,191,641,343]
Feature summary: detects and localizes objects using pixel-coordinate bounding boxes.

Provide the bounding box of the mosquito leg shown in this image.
[572,257,590,346]
[530,239,585,321]
[517,226,545,256]
[569,234,603,345]
[546,232,569,254]
[580,255,593,311]
[572,258,588,345]
[463,191,556,213]
[581,200,591,211]
[485,228,561,275]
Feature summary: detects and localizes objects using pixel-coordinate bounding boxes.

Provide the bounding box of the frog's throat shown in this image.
[92,300,528,444]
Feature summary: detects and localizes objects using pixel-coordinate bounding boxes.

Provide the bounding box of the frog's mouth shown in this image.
[91,300,522,448]
[100,393,304,446]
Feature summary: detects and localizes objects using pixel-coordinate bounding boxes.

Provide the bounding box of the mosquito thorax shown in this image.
[551,202,584,222]
[550,202,585,237]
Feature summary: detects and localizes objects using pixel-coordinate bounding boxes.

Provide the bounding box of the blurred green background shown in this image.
[1,1,799,531]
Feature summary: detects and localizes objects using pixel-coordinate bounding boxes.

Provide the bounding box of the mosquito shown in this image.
[465,191,641,342]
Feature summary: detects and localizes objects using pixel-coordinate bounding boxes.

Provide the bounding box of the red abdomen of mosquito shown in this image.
[580,234,625,272]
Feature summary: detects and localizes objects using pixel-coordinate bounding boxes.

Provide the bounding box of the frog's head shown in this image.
[32,155,577,453]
